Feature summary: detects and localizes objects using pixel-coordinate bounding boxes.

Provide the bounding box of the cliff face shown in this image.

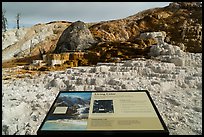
[2,2,202,63]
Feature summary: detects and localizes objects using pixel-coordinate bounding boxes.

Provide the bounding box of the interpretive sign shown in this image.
[37,90,169,135]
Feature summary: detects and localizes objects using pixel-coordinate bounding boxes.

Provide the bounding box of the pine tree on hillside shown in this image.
[2,9,8,32]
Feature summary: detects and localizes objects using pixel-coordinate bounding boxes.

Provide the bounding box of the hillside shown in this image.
[2,21,71,61]
[2,2,202,67]
[89,2,202,52]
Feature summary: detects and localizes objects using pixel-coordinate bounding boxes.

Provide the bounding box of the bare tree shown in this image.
[2,9,8,32]
[16,13,21,29]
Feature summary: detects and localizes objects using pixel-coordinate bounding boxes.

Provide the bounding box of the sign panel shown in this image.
[37,90,169,135]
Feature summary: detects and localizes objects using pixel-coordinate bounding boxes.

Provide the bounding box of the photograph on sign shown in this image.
[41,92,92,130]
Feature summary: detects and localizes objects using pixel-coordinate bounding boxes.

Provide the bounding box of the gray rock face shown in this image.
[54,21,96,53]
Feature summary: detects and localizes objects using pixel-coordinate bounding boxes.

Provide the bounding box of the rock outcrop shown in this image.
[54,21,97,53]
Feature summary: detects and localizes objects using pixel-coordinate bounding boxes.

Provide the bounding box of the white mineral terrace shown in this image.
[2,51,202,135]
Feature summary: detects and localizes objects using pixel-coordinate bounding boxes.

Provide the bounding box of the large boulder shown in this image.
[54,21,97,53]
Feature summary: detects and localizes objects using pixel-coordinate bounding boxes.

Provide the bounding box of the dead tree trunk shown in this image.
[16,13,20,29]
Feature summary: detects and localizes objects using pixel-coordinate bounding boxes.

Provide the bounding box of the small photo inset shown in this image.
[53,107,68,114]
[92,100,114,113]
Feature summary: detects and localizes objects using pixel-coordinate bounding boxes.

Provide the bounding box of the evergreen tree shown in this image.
[2,9,8,32]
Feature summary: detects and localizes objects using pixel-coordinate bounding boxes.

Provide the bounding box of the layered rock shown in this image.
[54,21,97,53]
